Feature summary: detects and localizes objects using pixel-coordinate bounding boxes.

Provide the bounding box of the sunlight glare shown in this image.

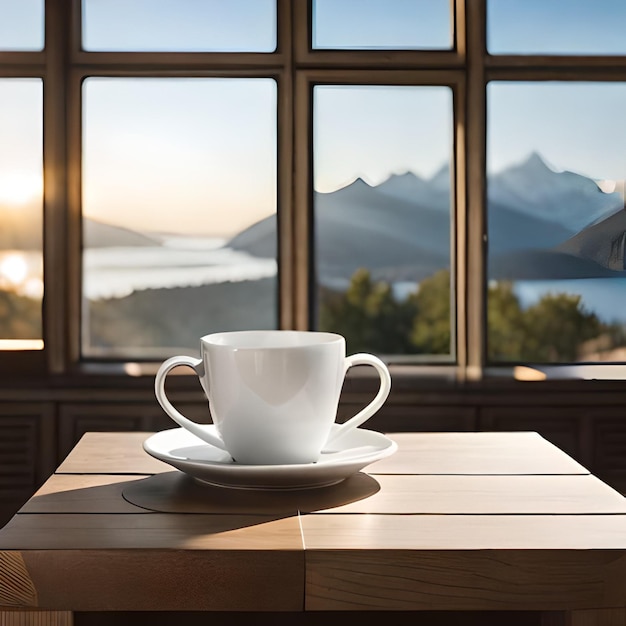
[0,339,44,351]
[0,169,43,207]
[22,276,44,299]
[0,253,28,286]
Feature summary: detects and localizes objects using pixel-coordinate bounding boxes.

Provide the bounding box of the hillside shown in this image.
[0,209,159,250]
[556,209,626,271]
[83,218,159,248]
[229,153,620,283]
[87,278,275,353]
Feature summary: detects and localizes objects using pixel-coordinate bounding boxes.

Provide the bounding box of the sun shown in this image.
[0,169,43,207]
[0,253,29,286]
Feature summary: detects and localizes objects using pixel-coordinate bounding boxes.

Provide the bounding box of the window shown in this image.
[81,77,278,358]
[0,0,44,51]
[82,0,276,52]
[313,84,454,359]
[1,0,625,381]
[487,0,626,56]
[487,82,626,364]
[312,0,451,50]
[0,78,43,351]
[484,0,626,371]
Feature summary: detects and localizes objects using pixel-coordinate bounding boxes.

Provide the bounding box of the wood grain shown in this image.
[55,431,592,478]
[0,515,305,611]
[307,474,626,514]
[300,514,626,550]
[55,432,167,475]
[0,513,304,551]
[4,430,626,618]
[0,611,72,626]
[373,432,590,475]
[16,549,303,611]
[305,548,626,611]
[19,475,150,514]
[0,552,37,607]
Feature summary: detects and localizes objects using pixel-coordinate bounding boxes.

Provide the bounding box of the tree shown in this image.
[0,289,41,339]
[487,284,606,363]
[318,268,417,354]
[487,281,526,361]
[522,292,602,362]
[320,269,614,363]
[409,269,451,355]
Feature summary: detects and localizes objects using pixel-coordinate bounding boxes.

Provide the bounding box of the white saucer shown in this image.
[143,425,397,490]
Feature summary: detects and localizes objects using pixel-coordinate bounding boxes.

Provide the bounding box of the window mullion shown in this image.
[42,0,72,373]
[463,0,487,380]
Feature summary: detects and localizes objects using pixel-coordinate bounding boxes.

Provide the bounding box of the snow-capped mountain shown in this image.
[230,152,626,283]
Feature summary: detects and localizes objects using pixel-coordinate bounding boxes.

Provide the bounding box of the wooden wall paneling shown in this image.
[57,400,211,461]
[479,407,585,468]
[0,403,56,528]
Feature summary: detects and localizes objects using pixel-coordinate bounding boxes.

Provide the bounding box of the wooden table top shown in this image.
[2,429,626,616]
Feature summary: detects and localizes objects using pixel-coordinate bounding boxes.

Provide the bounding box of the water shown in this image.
[83,237,277,300]
[5,240,626,327]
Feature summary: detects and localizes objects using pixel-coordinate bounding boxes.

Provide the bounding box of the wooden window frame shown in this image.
[0,0,624,389]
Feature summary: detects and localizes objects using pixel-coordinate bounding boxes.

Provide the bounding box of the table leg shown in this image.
[0,611,72,625]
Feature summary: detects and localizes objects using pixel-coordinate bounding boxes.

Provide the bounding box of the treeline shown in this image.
[319,268,626,362]
[1,269,624,363]
[0,289,41,339]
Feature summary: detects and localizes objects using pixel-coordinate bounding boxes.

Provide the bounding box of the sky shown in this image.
[3,0,626,235]
[82,77,277,235]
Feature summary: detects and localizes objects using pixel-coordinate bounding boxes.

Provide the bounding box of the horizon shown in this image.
[1,149,622,240]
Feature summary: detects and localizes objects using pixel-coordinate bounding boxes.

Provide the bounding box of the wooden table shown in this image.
[1,430,626,626]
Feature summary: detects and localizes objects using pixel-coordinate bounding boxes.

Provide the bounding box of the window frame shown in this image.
[0,0,624,385]
[296,70,466,368]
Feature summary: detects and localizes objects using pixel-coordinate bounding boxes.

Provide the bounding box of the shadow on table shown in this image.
[122,470,381,515]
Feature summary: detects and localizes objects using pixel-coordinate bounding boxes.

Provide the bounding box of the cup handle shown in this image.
[154,355,228,451]
[324,353,391,447]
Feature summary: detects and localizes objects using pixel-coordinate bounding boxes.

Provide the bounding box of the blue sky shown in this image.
[2,1,626,234]
[487,0,626,55]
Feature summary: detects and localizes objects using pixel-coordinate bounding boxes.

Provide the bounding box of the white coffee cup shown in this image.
[154,330,391,465]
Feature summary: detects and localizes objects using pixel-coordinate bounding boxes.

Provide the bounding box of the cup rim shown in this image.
[201,330,345,349]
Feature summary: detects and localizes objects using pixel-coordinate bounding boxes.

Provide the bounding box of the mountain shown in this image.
[489,248,622,281]
[484,154,626,279]
[4,152,623,285]
[487,200,573,254]
[488,152,622,232]
[556,209,626,271]
[229,177,451,283]
[315,179,449,282]
[374,169,449,210]
[83,218,159,248]
[0,207,159,250]
[230,153,626,284]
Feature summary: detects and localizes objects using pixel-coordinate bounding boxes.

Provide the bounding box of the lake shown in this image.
[83,237,277,299]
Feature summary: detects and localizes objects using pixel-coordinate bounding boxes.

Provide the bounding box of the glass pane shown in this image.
[0,0,44,51]
[82,78,277,358]
[487,82,626,364]
[313,85,453,358]
[82,0,276,52]
[312,0,451,50]
[0,79,43,350]
[488,0,626,55]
